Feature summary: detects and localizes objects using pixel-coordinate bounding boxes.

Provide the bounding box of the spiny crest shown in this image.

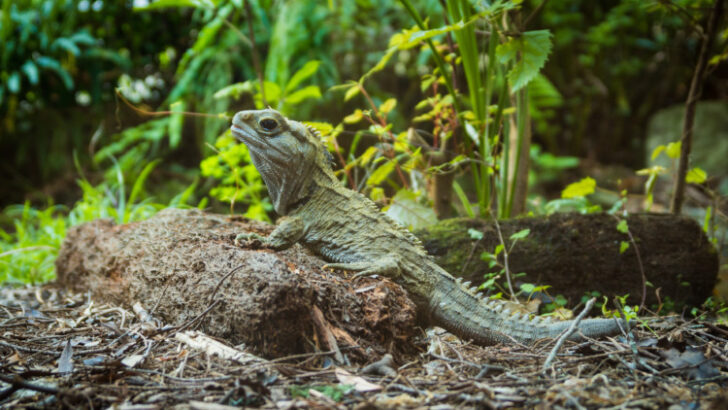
[454,275,547,326]
[304,123,323,140]
[304,123,336,169]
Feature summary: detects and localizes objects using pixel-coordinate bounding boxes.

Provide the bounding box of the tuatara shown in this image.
[230,108,625,346]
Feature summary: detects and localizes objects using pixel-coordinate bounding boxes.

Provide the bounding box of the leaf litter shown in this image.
[1,285,727,409]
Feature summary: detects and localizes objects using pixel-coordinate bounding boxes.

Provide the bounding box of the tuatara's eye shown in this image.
[259,118,278,131]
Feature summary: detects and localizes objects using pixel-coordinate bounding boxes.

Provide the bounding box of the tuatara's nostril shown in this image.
[234,112,252,123]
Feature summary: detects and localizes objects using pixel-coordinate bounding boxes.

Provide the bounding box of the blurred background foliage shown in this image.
[1,0,726,284]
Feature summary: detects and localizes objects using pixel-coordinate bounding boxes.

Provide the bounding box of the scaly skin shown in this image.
[231,108,624,346]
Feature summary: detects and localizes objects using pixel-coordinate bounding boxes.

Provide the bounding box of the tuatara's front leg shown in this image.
[235,216,304,250]
[324,255,401,280]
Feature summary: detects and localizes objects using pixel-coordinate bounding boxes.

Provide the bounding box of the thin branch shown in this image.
[611,215,647,311]
[670,0,723,213]
[541,297,595,372]
[208,264,246,304]
[114,89,224,119]
[492,217,516,300]
[0,373,59,400]
[523,0,550,28]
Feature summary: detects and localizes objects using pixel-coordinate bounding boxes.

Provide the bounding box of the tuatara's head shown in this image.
[231,108,332,215]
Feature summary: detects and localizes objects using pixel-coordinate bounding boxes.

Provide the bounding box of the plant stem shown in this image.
[243,0,267,107]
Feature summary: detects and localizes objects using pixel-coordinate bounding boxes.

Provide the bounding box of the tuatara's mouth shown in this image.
[230,124,247,142]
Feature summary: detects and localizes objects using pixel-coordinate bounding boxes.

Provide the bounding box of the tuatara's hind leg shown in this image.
[324,255,400,279]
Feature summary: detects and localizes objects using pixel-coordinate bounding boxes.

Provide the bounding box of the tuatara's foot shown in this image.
[323,256,400,280]
[234,232,268,248]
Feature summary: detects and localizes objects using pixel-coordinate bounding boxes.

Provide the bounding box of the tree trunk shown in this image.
[415,213,718,309]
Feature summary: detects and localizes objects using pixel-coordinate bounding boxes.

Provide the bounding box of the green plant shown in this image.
[289,384,354,402]
[540,176,602,214]
[0,161,197,284]
[199,130,271,220]
[0,202,66,284]
[602,294,639,323]
[477,227,530,296]
[0,0,130,130]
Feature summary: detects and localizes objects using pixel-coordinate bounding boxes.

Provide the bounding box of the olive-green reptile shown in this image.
[231,108,625,346]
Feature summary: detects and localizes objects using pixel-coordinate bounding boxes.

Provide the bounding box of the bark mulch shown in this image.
[2,285,728,409]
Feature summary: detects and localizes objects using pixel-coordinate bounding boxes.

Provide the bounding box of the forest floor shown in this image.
[2,286,728,409]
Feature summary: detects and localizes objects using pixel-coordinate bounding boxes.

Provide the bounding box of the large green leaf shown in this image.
[384,189,437,230]
[285,60,320,94]
[214,81,254,100]
[52,37,81,56]
[496,30,553,92]
[35,56,74,90]
[285,85,321,105]
[367,159,396,186]
[133,0,215,10]
[69,31,97,46]
[561,177,596,199]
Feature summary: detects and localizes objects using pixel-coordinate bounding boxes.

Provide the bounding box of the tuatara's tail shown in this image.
[427,270,626,345]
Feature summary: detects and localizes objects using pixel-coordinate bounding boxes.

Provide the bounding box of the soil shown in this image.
[54,209,418,359]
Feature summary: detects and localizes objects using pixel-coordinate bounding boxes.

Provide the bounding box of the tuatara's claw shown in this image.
[234,232,267,247]
[322,261,382,280]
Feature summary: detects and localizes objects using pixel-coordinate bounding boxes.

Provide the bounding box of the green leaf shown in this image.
[344,109,364,124]
[703,206,712,234]
[21,61,39,85]
[52,37,81,56]
[358,145,379,165]
[168,101,185,149]
[366,160,396,186]
[665,141,681,159]
[127,160,161,220]
[510,228,530,241]
[520,283,535,294]
[452,181,475,218]
[616,220,629,234]
[494,244,504,256]
[7,71,20,93]
[69,31,97,46]
[35,56,74,90]
[384,189,437,230]
[686,167,707,184]
[285,60,320,93]
[284,85,321,105]
[561,177,596,199]
[528,73,563,108]
[388,18,477,50]
[344,85,360,101]
[261,81,281,106]
[650,145,665,161]
[379,98,397,115]
[468,228,484,240]
[619,241,630,254]
[496,30,553,92]
[214,81,254,100]
[134,0,214,10]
